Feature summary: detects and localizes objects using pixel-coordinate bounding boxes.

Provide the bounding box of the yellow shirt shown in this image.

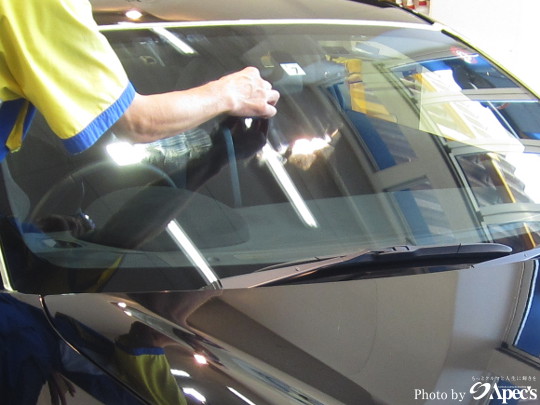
[115,336,188,405]
[0,0,134,158]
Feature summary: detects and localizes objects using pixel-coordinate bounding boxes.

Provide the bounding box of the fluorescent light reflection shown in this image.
[151,27,197,55]
[171,369,190,378]
[261,143,318,228]
[166,220,219,285]
[228,387,257,405]
[182,387,207,403]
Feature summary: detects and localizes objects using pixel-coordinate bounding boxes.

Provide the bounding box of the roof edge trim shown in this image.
[99,18,437,32]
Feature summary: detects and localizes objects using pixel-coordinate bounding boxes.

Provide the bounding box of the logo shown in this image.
[470,382,537,404]
[414,376,538,403]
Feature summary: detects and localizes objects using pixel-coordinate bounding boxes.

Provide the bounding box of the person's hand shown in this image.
[48,372,76,405]
[216,67,280,118]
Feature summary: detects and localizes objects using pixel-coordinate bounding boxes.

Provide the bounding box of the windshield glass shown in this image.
[3,22,540,293]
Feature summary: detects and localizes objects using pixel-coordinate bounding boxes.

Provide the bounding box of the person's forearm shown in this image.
[112,67,279,144]
[113,81,229,143]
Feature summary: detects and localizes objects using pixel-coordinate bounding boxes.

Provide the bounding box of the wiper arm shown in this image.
[221,243,512,288]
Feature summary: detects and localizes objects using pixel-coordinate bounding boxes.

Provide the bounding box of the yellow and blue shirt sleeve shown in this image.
[114,336,188,405]
[0,0,135,159]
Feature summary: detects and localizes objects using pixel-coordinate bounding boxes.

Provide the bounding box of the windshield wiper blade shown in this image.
[346,243,512,264]
[221,243,512,288]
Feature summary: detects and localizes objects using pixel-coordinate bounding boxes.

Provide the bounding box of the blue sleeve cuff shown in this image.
[116,342,166,356]
[62,82,136,154]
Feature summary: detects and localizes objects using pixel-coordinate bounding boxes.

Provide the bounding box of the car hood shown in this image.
[42,253,538,405]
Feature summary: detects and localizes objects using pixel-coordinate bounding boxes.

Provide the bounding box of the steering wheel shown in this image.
[83,117,269,250]
[27,160,176,235]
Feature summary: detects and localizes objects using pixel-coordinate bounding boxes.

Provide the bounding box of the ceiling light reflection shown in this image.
[261,143,318,228]
[171,369,191,378]
[228,387,257,405]
[125,9,143,20]
[166,220,219,285]
[151,27,197,55]
[193,353,208,365]
[182,387,207,403]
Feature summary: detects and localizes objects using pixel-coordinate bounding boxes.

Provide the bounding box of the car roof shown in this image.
[90,0,428,26]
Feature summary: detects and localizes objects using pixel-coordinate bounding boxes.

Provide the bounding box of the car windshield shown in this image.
[3,21,540,293]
